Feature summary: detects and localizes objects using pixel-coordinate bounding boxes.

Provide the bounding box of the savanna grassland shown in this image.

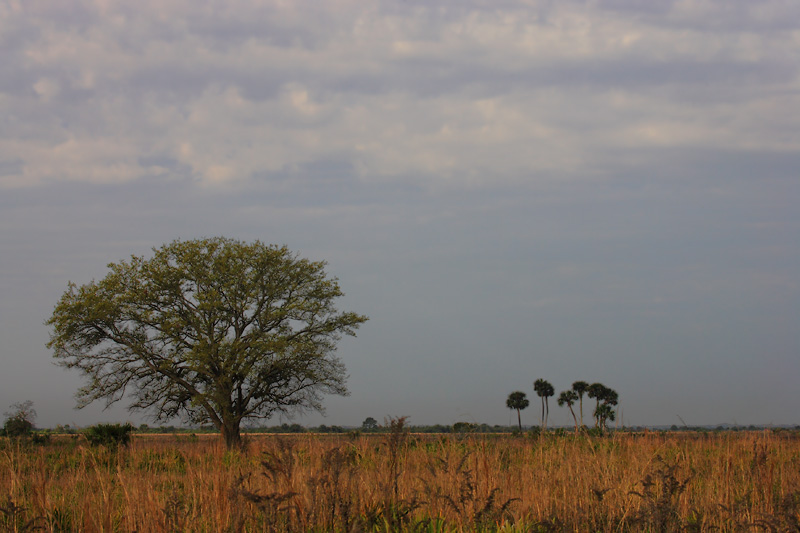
[2,429,800,532]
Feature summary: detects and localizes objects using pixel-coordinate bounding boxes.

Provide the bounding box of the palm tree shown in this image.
[594,403,616,431]
[533,379,555,430]
[587,384,619,431]
[599,387,618,430]
[601,387,618,408]
[572,381,589,428]
[587,383,607,427]
[543,381,555,430]
[557,390,579,433]
[533,379,545,429]
[506,391,530,431]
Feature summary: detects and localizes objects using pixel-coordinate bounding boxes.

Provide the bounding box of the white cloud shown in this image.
[1,0,798,190]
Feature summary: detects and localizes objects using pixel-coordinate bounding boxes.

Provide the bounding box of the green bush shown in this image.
[453,422,477,433]
[31,432,51,445]
[586,427,605,437]
[84,423,134,448]
[3,415,33,438]
[3,401,36,438]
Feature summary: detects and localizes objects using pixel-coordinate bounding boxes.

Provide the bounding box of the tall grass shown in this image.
[1,430,799,531]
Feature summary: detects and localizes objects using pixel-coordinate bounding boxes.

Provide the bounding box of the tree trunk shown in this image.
[221,419,243,450]
[579,397,584,428]
[544,398,549,431]
[595,400,600,428]
[569,405,578,433]
[517,409,522,431]
[540,398,545,429]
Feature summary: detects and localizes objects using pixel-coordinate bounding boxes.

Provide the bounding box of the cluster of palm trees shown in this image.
[506,380,619,432]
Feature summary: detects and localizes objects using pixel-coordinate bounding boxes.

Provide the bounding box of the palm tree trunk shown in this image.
[517,409,522,431]
[595,399,600,428]
[544,398,549,431]
[540,398,545,429]
[569,405,578,433]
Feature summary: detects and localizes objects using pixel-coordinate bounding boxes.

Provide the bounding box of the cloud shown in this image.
[1,0,798,190]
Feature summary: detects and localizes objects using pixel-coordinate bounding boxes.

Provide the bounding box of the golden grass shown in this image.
[2,430,799,531]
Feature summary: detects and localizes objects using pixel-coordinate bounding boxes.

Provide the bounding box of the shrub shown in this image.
[3,401,36,438]
[30,432,51,445]
[3,416,33,438]
[453,422,477,433]
[84,423,134,448]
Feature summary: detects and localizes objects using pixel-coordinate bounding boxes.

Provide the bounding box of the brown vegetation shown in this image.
[2,429,799,531]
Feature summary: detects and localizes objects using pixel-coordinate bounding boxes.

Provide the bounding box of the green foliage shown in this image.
[452,422,477,433]
[316,425,346,433]
[84,423,134,448]
[3,401,36,438]
[594,403,616,430]
[3,417,33,438]
[506,391,529,411]
[275,423,306,434]
[585,427,605,437]
[583,383,619,430]
[362,417,379,431]
[47,237,368,449]
[30,432,51,445]
[506,391,530,432]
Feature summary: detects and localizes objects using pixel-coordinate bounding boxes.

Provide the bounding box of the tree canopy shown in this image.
[587,383,618,429]
[3,401,36,438]
[506,391,529,431]
[47,237,368,448]
[533,378,555,430]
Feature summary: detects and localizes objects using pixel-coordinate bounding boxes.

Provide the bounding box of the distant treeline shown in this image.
[39,422,800,436]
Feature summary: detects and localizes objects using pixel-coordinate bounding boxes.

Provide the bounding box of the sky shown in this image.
[1,0,798,430]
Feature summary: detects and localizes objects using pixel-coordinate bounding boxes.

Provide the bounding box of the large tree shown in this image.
[506,391,529,431]
[47,238,368,449]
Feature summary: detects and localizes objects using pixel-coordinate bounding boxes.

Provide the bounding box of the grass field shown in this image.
[2,429,799,531]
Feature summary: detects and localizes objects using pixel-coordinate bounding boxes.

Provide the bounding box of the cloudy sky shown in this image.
[1,0,798,429]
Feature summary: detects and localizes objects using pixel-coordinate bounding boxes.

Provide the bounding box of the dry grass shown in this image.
[1,430,799,531]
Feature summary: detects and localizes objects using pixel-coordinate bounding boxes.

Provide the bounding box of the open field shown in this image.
[2,430,800,531]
